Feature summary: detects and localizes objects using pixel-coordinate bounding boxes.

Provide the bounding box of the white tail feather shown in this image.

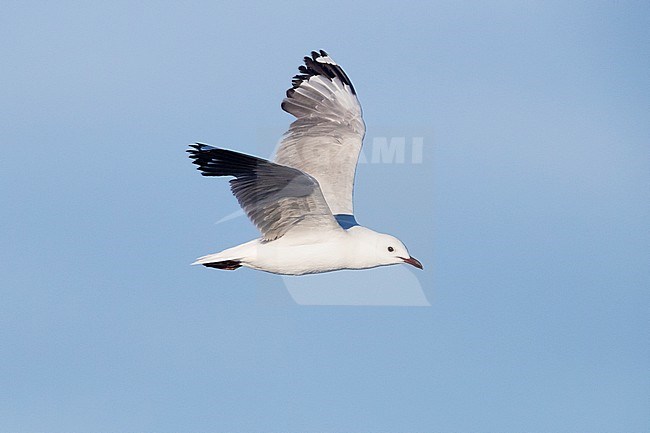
[192,252,229,266]
[191,239,259,266]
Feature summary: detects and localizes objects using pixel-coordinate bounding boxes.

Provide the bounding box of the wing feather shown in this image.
[188,143,342,241]
[276,50,365,216]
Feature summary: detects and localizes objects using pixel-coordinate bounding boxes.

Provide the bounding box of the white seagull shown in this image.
[188,50,422,275]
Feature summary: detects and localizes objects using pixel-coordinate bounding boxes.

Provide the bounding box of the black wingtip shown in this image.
[186,144,269,179]
[187,142,212,153]
[287,49,356,95]
[311,49,329,59]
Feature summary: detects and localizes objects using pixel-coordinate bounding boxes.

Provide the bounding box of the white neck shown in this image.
[343,226,386,270]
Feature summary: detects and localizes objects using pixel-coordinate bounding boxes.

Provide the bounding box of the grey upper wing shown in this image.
[276,50,365,216]
[187,143,342,241]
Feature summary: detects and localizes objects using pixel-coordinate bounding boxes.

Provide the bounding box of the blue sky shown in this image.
[1,1,649,432]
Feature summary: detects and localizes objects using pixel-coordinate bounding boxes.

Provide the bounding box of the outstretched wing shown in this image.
[276,50,365,216]
[187,143,343,241]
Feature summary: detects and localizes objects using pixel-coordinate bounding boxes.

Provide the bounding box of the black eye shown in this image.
[388,246,394,252]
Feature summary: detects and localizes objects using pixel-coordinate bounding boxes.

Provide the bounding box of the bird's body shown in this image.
[188,50,422,275]
[193,226,413,276]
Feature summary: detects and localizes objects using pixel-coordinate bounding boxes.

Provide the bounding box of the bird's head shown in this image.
[367,232,423,270]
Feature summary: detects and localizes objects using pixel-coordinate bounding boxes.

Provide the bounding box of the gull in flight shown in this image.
[187,50,422,275]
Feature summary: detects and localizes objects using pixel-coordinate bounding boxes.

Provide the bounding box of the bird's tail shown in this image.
[192,252,242,270]
[191,240,257,271]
